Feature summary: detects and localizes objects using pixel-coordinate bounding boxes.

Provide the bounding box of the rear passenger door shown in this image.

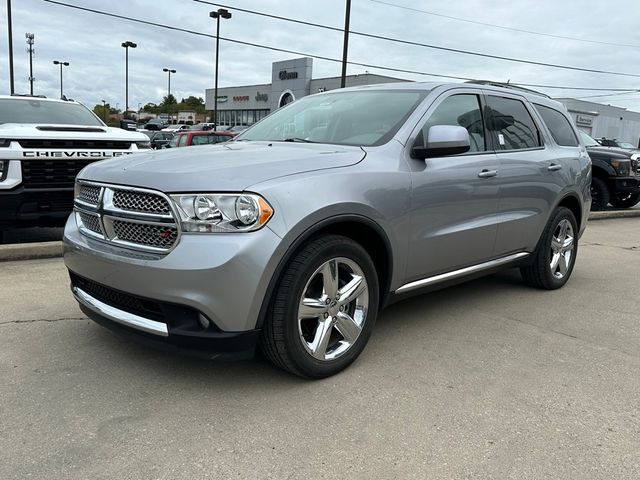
[486,94,565,255]
[407,91,500,280]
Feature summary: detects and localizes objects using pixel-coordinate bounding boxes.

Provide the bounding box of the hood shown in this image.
[78,141,366,191]
[0,123,147,142]
[586,145,636,159]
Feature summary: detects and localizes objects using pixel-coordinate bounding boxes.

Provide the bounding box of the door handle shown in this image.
[548,164,563,171]
[477,169,498,178]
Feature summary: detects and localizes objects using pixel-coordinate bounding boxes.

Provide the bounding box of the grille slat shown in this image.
[112,190,171,215]
[18,139,132,149]
[112,220,178,249]
[22,159,96,188]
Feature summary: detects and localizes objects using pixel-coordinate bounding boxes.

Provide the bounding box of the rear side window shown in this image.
[533,104,578,147]
[486,96,540,150]
[178,135,188,147]
[191,135,209,146]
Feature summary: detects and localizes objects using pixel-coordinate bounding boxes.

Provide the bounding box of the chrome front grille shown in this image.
[113,190,172,215]
[74,181,179,253]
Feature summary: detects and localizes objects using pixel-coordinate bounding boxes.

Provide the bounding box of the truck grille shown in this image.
[74,181,179,253]
[21,159,95,188]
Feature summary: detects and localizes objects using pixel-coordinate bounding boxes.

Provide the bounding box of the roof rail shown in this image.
[10,93,47,98]
[465,80,551,99]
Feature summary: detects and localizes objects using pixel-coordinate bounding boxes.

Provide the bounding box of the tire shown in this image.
[260,234,379,378]
[521,207,578,290]
[590,177,610,211]
[609,192,640,209]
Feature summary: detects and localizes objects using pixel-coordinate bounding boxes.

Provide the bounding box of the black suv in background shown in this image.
[579,131,640,210]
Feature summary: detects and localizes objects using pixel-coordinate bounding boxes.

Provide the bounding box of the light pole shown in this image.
[25,33,34,95]
[7,0,15,94]
[52,60,69,99]
[137,102,142,122]
[340,0,351,88]
[121,40,137,114]
[209,8,231,131]
[101,99,106,122]
[162,68,176,99]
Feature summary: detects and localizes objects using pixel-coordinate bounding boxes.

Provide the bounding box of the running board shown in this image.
[395,252,530,294]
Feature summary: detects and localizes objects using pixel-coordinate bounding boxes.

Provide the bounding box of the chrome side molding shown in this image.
[395,252,530,294]
[72,286,169,337]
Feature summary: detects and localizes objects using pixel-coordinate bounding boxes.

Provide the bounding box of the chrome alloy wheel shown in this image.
[550,219,574,279]
[297,257,369,361]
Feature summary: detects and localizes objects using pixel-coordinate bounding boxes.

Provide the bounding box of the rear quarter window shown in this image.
[533,104,579,147]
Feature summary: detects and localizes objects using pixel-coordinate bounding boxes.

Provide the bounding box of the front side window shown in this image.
[238,90,428,147]
[486,96,540,150]
[420,94,486,152]
[0,98,104,126]
[533,104,578,147]
[178,135,188,147]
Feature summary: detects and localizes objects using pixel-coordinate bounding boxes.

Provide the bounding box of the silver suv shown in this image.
[64,82,591,378]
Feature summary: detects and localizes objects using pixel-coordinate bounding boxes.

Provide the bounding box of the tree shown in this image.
[92,103,118,121]
[160,94,177,109]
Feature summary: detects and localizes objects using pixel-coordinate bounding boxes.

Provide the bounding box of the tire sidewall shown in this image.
[280,238,379,377]
[541,208,578,289]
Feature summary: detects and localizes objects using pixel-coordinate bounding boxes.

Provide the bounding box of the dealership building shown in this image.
[204,57,640,146]
[204,57,406,127]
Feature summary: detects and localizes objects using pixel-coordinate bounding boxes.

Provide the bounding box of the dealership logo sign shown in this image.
[255,92,269,102]
[278,70,298,80]
[233,95,250,102]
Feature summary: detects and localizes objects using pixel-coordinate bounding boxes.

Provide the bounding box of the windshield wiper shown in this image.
[283,137,314,143]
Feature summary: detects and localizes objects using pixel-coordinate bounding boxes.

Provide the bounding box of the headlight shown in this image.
[135,141,151,149]
[170,193,273,233]
[610,159,631,177]
[0,160,7,182]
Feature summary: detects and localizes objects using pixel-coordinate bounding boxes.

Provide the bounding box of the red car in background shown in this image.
[165,130,236,148]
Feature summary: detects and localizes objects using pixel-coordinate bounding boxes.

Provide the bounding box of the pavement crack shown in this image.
[582,242,640,251]
[0,316,87,326]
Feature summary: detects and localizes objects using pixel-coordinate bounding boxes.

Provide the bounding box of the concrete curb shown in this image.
[0,210,638,262]
[588,209,640,221]
[0,241,63,262]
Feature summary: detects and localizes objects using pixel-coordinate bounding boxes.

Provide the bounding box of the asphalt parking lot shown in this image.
[1,218,639,479]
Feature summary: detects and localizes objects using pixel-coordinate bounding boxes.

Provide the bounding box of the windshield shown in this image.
[0,98,104,126]
[579,131,600,147]
[238,90,428,147]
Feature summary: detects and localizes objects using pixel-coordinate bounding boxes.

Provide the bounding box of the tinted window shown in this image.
[239,90,428,147]
[421,94,486,152]
[533,104,578,147]
[486,96,540,150]
[0,98,103,126]
[191,135,210,146]
[178,135,188,147]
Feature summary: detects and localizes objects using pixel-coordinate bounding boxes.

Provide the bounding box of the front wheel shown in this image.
[521,207,578,290]
[260,235,379,378]
[609,192,640,209]
[590,177,610,211]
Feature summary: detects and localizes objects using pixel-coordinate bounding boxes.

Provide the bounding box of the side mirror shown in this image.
[412,125,470,159]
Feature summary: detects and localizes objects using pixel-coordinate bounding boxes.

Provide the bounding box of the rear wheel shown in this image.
[609,192,640,209]
[521,207,578,290]
[590,177,610,211]
[260,235,379,378]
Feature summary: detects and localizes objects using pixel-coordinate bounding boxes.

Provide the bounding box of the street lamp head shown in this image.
[210,8,232,19]
[25,33,34,40]
[121,41,137,48]
[53,60,59,65]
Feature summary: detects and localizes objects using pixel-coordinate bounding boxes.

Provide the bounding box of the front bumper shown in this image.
[63,213,283,356]
[609,176,640,196]
[0,186,74,228]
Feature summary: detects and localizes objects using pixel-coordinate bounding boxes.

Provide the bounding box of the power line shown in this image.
[194,1,640,79]
[575,91,640,100]
[369,0,640,49]
[41,0,640,93]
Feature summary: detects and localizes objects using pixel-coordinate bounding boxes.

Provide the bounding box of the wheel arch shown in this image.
[556,193,583,231]
[255,215,393,329]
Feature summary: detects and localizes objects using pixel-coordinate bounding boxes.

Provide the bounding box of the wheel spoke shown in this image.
[550,252,561,272]
[309,319,333,359]
[558,221,568,241]
[337,274,366,305]
[334,312,362,343]
[299,297,326,319]
[321,260,339,298]
[558,254,568,275]
[551,238,563,252]
[562,235,573,251]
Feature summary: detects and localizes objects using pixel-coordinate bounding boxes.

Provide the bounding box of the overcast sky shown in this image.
[1,0,640,111]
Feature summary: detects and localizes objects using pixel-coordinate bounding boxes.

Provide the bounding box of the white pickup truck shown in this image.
[0,95,150,238]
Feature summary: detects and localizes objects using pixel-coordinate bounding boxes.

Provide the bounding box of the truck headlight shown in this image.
[610,159,631,177]
[135,141,151,149]
[0,161,7,182]
[170,193,273,232]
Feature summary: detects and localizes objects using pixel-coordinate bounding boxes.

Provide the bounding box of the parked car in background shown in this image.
[144,119,166,131]
[64,81,591,378]
[580,131,640,210]
[164,130,236,148]
[0,94,149,241]
[597,137,640,152]
[162,124,190,133]
[230,125,249,133]
[189,123,216,131]
[145,131,175,149]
